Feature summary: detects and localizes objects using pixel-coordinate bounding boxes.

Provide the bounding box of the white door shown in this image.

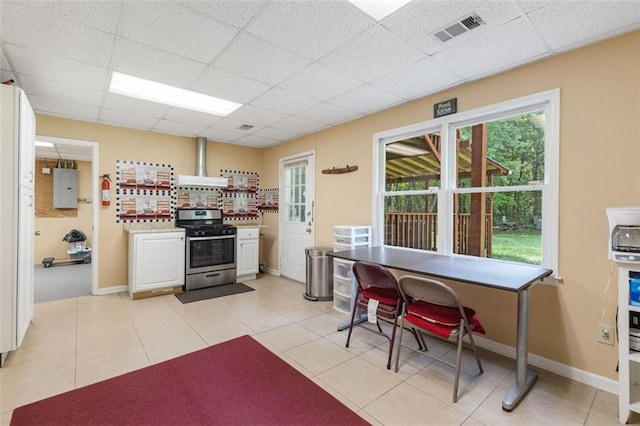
[279,152,315,282]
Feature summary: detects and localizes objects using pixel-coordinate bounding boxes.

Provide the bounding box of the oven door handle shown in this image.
[187,235,236,241]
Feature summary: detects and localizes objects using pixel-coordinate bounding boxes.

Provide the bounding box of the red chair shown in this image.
[346,261,421,369]
[394,275,484,402]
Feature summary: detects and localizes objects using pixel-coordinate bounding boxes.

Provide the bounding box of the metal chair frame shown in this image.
[345,261,423,369]
[394,274,483,402]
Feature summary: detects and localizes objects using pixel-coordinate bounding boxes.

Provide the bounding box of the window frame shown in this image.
[372,89,560,279]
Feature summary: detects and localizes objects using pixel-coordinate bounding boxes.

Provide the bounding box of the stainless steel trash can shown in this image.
[303,247,333,301]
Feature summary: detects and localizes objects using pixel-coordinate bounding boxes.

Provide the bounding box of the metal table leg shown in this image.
[337,308,366,331]
[502,288,537,411]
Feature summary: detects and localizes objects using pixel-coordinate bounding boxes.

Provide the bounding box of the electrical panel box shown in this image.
[53,168,78,208]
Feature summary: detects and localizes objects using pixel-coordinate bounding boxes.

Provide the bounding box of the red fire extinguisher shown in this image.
[101,174,112,206]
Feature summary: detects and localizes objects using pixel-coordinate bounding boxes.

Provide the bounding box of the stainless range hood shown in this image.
[177,137,228,187]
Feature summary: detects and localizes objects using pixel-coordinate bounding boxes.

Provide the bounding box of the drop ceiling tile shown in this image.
[319,25,426,82]
[190,67,270,103]
[13,0,122,33]
[296,103,361,125]
[250,87,319,115]
[0,46,10,71]
[152,119,207,138]
[250,126,301,142]
[227,105,287,126]
[214,117,265,135]
[28,95,100,122]
[16,74,103,107]
[99,108,158,130]
[212,32,312,85]
[527,1,640,52]
[111,38,207,88]
[245,1,373,59]
[120,2,237,64]
[328,84,403,114]
[182,0,266,29]
[279,63,364,101]
[517,1,552,14]
[198,127,244,143]
[1,70,16,83]
[233,134,279,148]
[163,108,222,128]
[370,57,464,100]
[1,1,115,67]
[432,18,549,80]
[3,44,109,90]
[103,93,170,119]
[272,116,326,134]
[382,0,520,55]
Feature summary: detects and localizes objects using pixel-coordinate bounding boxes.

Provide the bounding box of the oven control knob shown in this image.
[630,255,636,261]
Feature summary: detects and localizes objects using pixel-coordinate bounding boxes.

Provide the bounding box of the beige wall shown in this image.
[34,31,639,380]
[35,117,264,288]
[261,31,640,380]
[34,160,93,261]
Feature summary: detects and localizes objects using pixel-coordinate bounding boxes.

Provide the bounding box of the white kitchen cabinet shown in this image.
[128,230,185,299]
[1,85,35,365]
[237,227,259,282]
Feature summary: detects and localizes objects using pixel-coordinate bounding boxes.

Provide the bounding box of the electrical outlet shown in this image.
[598,324,614,346]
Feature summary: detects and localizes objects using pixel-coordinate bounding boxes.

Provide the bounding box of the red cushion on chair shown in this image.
[404,313,457,338]
[406,300,486,336]
[361,287,399,306]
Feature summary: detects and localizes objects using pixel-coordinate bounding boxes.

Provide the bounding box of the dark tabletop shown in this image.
[329,246,552,292]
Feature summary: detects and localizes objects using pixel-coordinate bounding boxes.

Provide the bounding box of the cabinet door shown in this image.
[18,89,35,189]
[238,239,259,276]
[16,186,34,347]
[132,233,185,292]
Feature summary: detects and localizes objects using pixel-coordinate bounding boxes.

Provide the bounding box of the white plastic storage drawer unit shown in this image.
[334,225,371,237]
[332,225,371,314]
[333,274,353,297]
[333,258,354,280]
[333,292,351,314]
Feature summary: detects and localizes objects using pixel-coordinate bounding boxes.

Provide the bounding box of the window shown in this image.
[373,90,559,277]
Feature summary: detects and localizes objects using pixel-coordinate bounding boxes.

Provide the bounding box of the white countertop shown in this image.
[232,223,267,229]
[124,223,185,234]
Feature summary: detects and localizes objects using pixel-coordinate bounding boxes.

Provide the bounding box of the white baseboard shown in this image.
[474,335,618,395]
[263,267,280,276]
[96,285,127,295]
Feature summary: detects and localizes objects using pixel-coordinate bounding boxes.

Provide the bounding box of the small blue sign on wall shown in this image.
[434,98,457,118]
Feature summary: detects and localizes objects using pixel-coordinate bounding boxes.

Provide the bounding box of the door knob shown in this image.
[35,230,41,236]
[306,228,311,233]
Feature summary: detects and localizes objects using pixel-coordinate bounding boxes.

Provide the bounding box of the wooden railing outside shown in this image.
[384,212,493,256]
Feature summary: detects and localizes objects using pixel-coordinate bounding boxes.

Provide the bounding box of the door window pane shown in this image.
[285,163,307,223]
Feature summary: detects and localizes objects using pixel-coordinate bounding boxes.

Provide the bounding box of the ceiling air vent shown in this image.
[238,124,254,131]
[434,14,483,42]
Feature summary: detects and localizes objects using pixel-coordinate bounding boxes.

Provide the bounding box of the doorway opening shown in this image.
[34,135,99,302]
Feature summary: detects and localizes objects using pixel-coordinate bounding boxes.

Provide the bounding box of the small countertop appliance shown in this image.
[607,207,640,263]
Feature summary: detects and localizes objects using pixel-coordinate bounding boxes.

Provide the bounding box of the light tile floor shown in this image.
[0,274,632,425]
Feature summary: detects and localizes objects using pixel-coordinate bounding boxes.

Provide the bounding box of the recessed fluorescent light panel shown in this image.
[35,141,54,148]
[349,0,412,20]
[108,72,242,117]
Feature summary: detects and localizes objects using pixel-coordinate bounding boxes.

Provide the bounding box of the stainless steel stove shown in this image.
[176,209,237,291]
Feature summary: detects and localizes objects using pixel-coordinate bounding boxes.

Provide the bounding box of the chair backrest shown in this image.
[352,261,399,293]
[398,275,468,320]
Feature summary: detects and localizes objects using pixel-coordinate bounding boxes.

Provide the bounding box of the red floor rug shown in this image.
[10,335,369,426]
